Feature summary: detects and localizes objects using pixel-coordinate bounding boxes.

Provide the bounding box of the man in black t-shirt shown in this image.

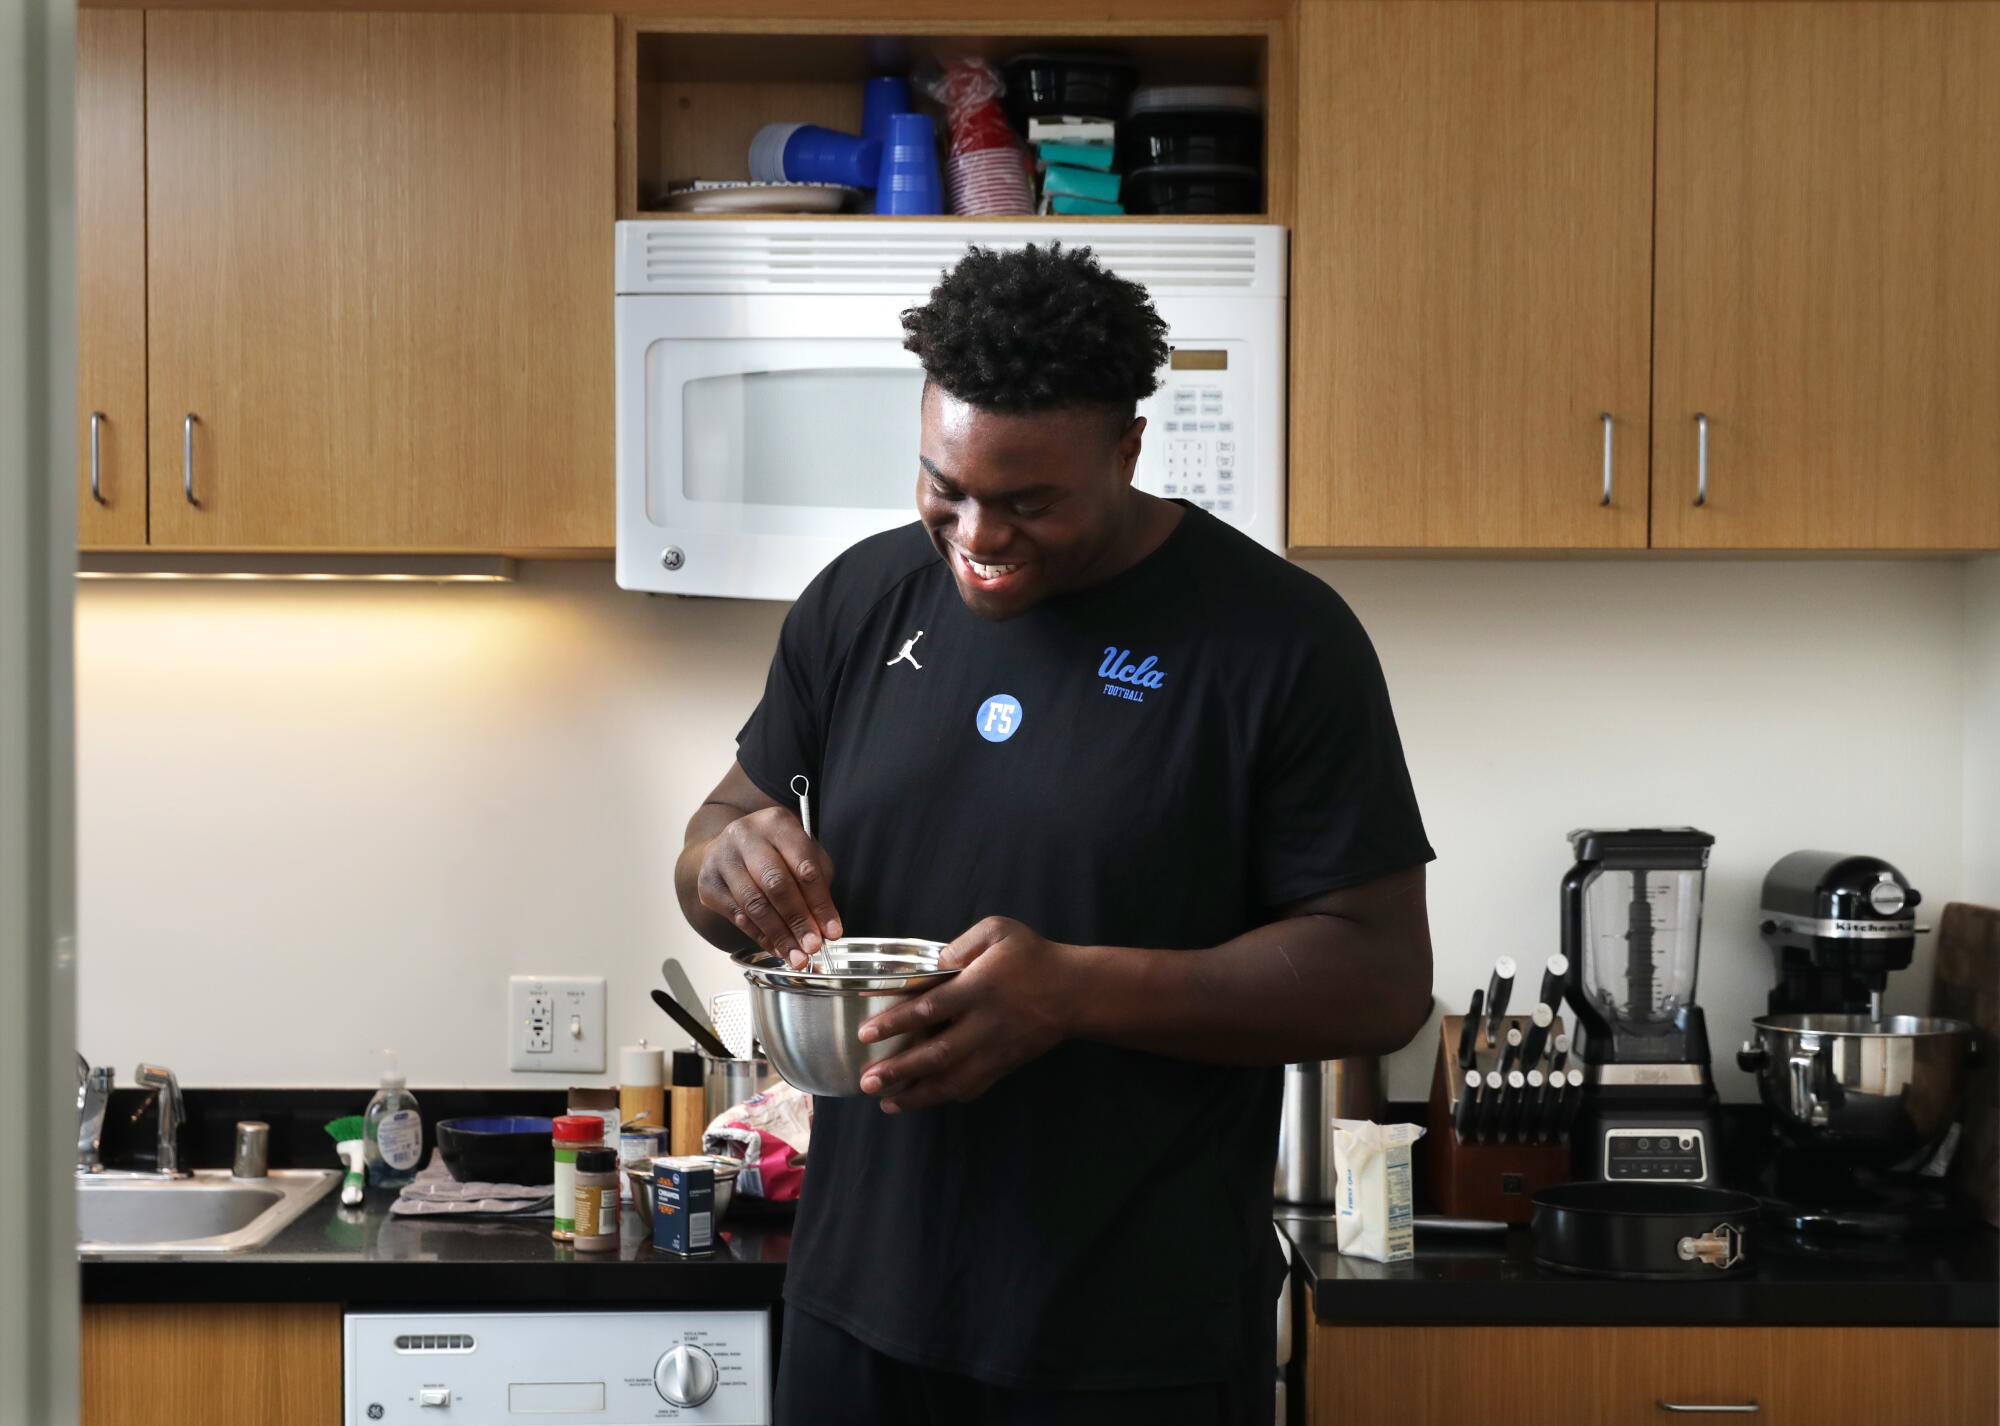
[674,245,1435,1425]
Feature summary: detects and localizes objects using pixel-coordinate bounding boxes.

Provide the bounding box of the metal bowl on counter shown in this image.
[630,1154,740,1229]
[1737,1014,1974,1168]
[731,938,957,1097]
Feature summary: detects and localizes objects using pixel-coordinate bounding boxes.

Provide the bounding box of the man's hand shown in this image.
[694,807,842,964]
[855,916,1078,1113]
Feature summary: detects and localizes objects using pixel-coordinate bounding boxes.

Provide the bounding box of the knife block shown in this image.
[1425,1014,1574,1225]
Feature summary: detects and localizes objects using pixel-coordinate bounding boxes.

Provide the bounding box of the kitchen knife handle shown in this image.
[1521,1004,1552,1067]
[1454,1071,1482,1140]
[1500,1070,1527,1141]
[1537,953,1569,1013]
[1456,991,1484,1069]
[1483,957,1515,1050]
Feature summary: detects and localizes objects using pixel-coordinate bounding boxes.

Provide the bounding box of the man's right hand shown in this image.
[695,807,843,966]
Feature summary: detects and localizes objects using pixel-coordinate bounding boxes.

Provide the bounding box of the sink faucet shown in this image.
[76,1055,114,1172]
[135,1063,188,1177]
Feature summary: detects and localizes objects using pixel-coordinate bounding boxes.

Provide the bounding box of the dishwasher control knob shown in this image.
[654,1344,718,1408]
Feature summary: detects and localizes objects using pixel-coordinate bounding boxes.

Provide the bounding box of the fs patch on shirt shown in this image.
[736,504,1432,1391]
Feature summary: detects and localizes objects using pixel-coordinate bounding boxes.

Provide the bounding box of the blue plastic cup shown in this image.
[781,125,882,189]
[861,76,912,146]
[858,76,912,212]
[876,112,942,216]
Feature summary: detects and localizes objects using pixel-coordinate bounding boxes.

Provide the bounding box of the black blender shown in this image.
[1561,828,1721,1184]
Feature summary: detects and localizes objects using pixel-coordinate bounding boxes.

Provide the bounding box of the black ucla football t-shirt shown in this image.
[736,503,1433,1391]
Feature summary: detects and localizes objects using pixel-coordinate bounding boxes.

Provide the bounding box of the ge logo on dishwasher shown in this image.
[975,694,1023,743]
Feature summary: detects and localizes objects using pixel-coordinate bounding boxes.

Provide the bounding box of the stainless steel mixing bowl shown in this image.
[1738,1013,1974,1167]
[731,939,957,1097]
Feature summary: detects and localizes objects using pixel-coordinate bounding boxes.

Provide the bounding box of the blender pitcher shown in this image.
[1562,828,1715,1059]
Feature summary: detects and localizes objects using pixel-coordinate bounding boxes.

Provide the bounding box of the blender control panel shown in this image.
[1604,1128,1709,1182]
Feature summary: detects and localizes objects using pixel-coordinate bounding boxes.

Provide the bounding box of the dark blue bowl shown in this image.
[435,1116,554,1186]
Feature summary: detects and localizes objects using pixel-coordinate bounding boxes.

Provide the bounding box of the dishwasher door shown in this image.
[344,1310,771,1425]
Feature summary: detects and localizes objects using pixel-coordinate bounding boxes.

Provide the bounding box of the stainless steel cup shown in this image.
[1274,1057,1385,1204]
[232,1120,270,1178]
[702,1055,777,1126]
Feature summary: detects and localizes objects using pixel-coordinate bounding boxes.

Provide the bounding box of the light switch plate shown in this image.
[508,976,606,1072]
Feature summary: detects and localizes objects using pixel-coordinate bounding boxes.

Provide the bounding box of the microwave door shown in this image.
[618,303,927,599]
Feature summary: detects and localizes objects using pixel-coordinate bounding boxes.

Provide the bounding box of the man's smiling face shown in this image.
[916,384,1146,621]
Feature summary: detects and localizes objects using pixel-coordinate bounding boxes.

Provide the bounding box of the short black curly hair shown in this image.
[901,243,1170,429]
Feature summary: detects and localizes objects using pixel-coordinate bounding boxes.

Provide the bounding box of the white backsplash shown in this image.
[77,555,1995,1103]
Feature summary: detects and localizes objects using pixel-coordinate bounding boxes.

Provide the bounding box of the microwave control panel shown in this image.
[1137,343,1251,525]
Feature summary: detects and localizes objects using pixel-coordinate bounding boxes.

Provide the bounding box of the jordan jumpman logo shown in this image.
[886,631,925,670]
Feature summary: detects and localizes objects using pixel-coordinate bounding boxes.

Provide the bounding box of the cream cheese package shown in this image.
[1331,1119,1426,1263]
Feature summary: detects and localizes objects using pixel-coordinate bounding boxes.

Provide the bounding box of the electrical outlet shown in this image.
[509,976,606,1072]
[525,992,554,1054]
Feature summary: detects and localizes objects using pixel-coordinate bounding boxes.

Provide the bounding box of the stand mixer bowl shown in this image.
[1738,1014,1974,1168]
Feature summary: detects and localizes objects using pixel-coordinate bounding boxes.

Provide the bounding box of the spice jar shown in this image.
[571,1147,621,1253]
[551,1114,603,1242]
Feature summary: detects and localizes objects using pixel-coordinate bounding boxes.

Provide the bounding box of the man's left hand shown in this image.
[856,917,1078,1113]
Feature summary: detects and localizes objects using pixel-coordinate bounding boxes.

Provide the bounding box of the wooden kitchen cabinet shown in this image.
[82,1303,341,1426]
[76,9,147,549]
[1652,2,2000,551]
[144,12,615,552]
[1305,1324,1999,1426]
[1287,0,1654,553]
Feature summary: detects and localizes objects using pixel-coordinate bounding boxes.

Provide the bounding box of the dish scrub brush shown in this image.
[326,1115,367,1206]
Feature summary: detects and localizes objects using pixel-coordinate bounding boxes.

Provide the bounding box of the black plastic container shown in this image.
[1531,1180,1759,1279]
[1119,87,1263,171]
[1002,51,1138,129]
[1122,163,1261,216]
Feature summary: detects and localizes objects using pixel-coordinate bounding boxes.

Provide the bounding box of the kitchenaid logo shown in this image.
[1762,911,1920,940]
[1099,646,1168,703]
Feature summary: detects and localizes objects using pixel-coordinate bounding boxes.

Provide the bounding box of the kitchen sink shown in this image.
[76,1168,340,1256]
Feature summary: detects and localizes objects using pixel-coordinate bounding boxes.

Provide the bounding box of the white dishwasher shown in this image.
[344,1310,771,1425]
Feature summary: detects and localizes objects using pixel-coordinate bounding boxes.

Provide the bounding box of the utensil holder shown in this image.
[701,1054,777,1131]
[1426,1014,1574,1224]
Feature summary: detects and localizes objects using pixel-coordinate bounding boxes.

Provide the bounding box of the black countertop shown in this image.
[1278,1212,2000,1328]
[83,1089,2000,1327]
[81,1189,791,1308]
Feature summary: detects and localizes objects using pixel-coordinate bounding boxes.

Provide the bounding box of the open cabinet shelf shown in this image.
[619,23,1291,224]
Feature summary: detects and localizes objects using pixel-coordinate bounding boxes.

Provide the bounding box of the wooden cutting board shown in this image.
[1931,902,2000,1227]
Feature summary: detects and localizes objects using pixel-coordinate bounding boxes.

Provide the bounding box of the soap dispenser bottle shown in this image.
[363,1050,423,1189]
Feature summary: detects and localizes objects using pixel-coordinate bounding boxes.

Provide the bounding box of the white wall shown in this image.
[78,558,1977,1101]
[1964,557,2000,907]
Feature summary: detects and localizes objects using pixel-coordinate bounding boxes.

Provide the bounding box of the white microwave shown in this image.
[614,220,1287,601]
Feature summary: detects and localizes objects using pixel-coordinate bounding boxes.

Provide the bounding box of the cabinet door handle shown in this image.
[1600,412,1614,506]
[89,411,107,504]
[1693,413,1709,507]
[1658,1403,1759,1414]
[182,413,201,507]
